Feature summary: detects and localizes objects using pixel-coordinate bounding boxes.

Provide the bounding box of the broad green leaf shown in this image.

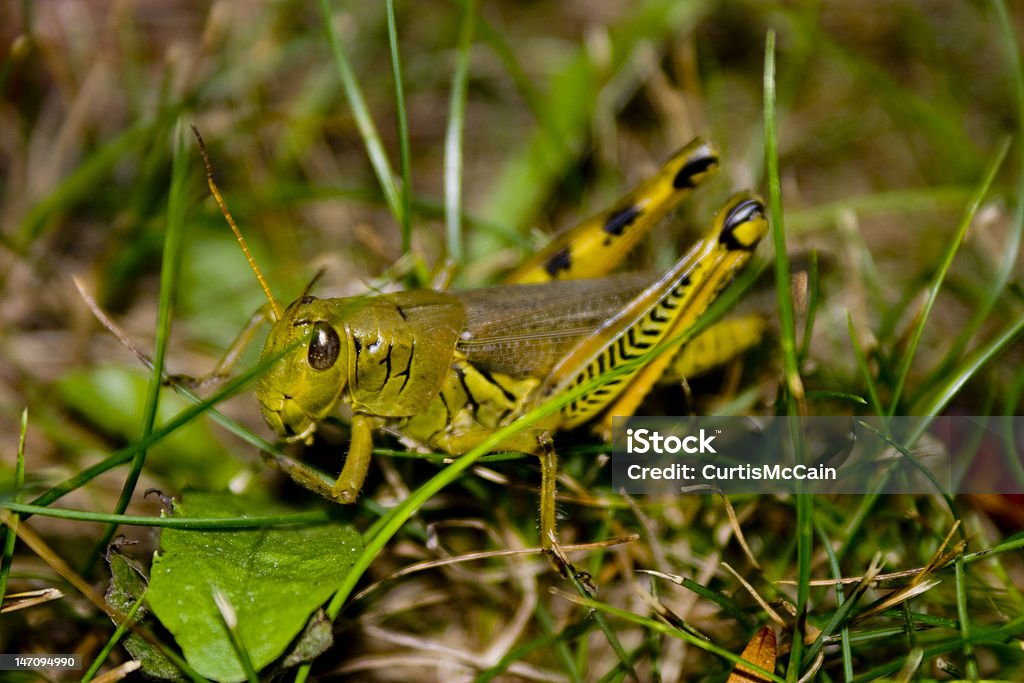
[147,492,362,682]
[105,546,185,681]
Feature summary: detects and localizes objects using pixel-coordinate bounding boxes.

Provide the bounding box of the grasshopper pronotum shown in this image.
[197,131,767,548]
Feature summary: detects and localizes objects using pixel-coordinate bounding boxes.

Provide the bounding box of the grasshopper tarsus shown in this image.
[545,534,596,592]
[330,487,360,505]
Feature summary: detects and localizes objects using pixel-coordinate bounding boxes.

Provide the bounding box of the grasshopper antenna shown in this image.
[300,268,327,299]
[190,124,282,322]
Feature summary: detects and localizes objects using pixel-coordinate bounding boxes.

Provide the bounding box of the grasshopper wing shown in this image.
[454,273,654,378]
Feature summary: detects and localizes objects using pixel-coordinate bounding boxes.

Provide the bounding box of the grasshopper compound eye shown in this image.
[307,321,341,370]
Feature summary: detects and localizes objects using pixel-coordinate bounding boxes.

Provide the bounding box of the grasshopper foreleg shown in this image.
[260,449,339,499]
[205,302,277,384]
[170,302,276,389]
[331,413,380,503]
[260,413,380,504]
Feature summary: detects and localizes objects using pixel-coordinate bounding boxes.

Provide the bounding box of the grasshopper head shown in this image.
[257,296,348,443]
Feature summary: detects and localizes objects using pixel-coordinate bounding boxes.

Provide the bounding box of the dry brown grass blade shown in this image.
[854,578,943,623]
[91,660,142,683]
[1,587,64,613]
[679,485,762,570]
[635,568,686,585]
[353,534,637,601]
[911,521,963,586]
[73,276,155,371]
[7,516,113,618]
[635,588,713,642]
[779,523,963,588]
[721,561,788,631]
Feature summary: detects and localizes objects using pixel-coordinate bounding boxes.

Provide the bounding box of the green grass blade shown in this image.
[317,0,402,227]
[764,32,802,412]
[888,139,1010,415]
[933,0,1024,368]
[80,590,147,683]
[0,408,27,605]
[23,347,281,513]
[847,312,885,418]
[17,117,164,246]
[565,564,638,681]
[955,555,979,679]
[0,502,334,529]
[444,0,476,270]
[386,0,414,262]
[764,29,812,683]
[804,390,868,406]
[89,119,191,568]
[909,313,1024,419]
[962,534,1024,575]
[815,522,854,682]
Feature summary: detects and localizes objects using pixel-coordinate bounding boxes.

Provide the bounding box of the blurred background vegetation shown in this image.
[1,0,1023,680]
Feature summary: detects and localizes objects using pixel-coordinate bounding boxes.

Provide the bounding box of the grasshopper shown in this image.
[199,134,767,547]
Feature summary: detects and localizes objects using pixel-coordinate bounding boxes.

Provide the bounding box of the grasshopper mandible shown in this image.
[198,133,767,547]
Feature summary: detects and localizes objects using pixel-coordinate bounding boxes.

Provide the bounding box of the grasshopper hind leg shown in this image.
[539,437,558,551]
[505,137,720,284]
